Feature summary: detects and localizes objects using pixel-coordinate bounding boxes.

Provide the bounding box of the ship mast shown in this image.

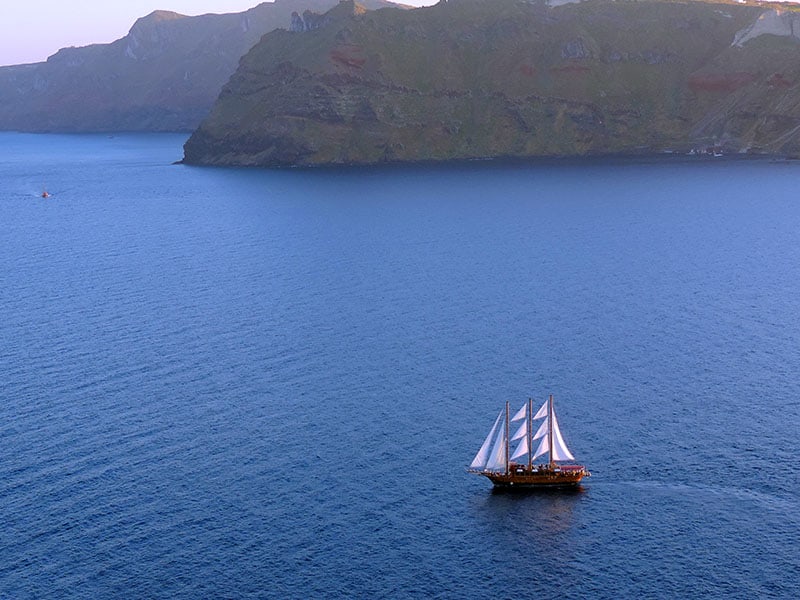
[548,394,555,469]
[505,400,510,475]
[527,397,532,471]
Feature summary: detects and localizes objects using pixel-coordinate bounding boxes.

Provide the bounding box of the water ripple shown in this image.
[1,136,799,598]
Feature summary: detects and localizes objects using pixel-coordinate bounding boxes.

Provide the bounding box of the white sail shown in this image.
[510,436,528,460]
[510,403,527,422]
[550,412,575,461]
[533,399,549,420]
[470,395,581,476]
[485,424,507,472]
[511,421,527,441]
[530,403,576,462]
[470,409,504,469]
[532,419,548,440]
[532,434,549,461]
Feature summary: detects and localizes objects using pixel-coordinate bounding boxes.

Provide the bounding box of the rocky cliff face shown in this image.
[183,0,800,166]
[0,0,400,132]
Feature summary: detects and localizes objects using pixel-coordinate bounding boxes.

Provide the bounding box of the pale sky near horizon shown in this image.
[0,0,433,67]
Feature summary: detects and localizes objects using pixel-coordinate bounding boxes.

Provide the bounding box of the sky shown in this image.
[0,0,432,67]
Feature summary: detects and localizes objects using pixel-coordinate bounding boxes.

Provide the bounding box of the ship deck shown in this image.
[474,464,589,488]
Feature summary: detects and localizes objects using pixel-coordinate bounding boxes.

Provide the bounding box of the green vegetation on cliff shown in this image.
[184,0,800,166]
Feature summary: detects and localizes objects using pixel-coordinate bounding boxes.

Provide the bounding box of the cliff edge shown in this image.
[183,0,800,166]
[0,0,401,132]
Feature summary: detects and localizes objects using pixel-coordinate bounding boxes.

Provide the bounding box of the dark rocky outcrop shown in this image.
[290,9,335,31]
[183,0,800,167]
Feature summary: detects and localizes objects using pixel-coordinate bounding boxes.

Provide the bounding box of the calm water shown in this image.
[1,133,799,599]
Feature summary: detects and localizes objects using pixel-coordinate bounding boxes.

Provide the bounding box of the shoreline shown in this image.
[179,150,798,172]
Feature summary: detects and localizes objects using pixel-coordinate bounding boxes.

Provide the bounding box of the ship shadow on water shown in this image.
[472,482,588,540]
[489,484,587,497]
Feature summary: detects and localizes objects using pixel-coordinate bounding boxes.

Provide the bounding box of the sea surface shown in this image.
[1,133,799,599]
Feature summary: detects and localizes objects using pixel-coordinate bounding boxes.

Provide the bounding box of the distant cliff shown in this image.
[0,0,400,132]
[183,0,800,166]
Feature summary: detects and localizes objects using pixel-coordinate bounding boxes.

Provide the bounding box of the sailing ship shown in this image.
[468,395,590,488]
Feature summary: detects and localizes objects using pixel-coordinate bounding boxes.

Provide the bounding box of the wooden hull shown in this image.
[475,465,590,489]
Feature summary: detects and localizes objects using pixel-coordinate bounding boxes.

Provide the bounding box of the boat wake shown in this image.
[611,479,799,515]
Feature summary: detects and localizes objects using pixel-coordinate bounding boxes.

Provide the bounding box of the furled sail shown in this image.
[470,409,503,469]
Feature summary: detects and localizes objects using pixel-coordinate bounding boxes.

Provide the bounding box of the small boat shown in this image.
[41,189,50,198]
[468,395,590,488]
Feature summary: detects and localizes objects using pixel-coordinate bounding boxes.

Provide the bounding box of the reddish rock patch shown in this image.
[688,72,756,92]
[519,64,536,77]
[330,45,366,69]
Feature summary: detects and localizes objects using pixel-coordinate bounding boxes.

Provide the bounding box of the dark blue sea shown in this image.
[1,133,799,599]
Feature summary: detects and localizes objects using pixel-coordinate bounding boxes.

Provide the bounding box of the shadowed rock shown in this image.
[184,0,800,166]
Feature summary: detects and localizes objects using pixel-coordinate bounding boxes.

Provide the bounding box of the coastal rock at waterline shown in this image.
[183,0,800,167]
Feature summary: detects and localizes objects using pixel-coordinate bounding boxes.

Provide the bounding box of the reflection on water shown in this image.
[465,485,588,583]
[473,485,586,541]
[489,485,587,498]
